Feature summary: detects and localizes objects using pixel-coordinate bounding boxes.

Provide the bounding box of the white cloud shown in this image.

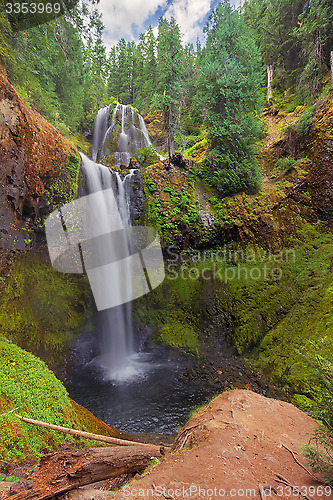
[99,0,167,49]
[164,0,212,44]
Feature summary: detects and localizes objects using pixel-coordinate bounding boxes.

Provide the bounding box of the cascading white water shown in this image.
[91,106,110,162]
[94,102,164,166]
[80,153,142,381]
[78,103,164,381]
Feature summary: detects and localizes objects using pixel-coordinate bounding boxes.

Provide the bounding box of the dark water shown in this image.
[65,347,208,434]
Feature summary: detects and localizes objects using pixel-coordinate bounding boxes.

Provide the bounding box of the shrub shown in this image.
[295,105,316,138]
[300,340,333,485]
[275,156,297,172]
[134,146,160,168]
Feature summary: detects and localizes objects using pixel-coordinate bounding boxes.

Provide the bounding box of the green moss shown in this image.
[0,338,117,461]
[185,137,208,157]
[137,222,332,395]
[152,321,200,354]
[0,253,91,372]
[253,273,333,392]
[44,151,81,210]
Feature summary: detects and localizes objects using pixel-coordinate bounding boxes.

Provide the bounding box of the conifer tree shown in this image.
[199,0,263,196]
[154,17,184,157]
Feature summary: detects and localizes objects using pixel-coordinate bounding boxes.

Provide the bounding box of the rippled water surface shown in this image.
[66,348,208,433]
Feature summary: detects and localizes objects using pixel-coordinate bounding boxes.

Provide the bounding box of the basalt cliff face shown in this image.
[0,63,80,281]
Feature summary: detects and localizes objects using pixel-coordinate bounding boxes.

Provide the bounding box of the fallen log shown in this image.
[8,445,162,500]
[15,414,158,448]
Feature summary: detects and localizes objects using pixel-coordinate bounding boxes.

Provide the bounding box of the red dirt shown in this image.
[110,389,332,500]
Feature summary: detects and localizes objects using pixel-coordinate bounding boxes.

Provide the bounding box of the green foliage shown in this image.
[134,146,160,168]
[146,178,157,193]
[199,1,263,196]
[296,0,333,95]
[298,341,333,484]
[0,337,73,460]
[0,475,19,482]
[275,156,297,172]
[153,16,185,155]
[295,105,316,137]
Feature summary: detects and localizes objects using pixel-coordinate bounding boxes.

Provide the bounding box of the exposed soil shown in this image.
[110,390,331,500]
[4,390,329,500]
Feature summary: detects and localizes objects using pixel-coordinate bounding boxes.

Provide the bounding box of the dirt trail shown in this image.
[110,390,331,500]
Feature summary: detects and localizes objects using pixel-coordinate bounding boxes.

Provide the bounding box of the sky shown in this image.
[97,0,242,50]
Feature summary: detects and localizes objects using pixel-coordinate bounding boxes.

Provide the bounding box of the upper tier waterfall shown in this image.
[92,103,155,166]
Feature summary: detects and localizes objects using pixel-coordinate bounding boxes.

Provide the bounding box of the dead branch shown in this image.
[15,414,161,449]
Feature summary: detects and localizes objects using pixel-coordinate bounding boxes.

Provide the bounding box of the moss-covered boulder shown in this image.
[0,337,119,461]
[136,222,332,394]
[140,161,216,248]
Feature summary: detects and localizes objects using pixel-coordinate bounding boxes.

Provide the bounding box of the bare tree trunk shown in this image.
[15,414,159,448]
[267,64,274,100]
[8,446,162,500]
[168,105,175,158]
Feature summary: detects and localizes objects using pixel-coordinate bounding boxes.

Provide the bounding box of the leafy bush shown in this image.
[145,179,157,193]
[201,148,261,196]
[295,105,316,138]
[275,156,297,172]
[134,146,160,168]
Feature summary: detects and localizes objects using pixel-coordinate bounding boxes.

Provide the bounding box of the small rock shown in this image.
[9,478,33,496]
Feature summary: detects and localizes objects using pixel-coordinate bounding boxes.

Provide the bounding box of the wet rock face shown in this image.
[98,104,152,167]
[128,171,146,223]
[308,96,333,219]
[0,68,79,256]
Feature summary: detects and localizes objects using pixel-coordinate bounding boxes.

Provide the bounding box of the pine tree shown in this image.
[199,0,263,196]
[143,26,157,106]
[154,17,184,157]
[243,0,306,95]
[296,0,333,94]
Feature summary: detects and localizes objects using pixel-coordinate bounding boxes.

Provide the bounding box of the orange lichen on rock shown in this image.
[0,69,79,255]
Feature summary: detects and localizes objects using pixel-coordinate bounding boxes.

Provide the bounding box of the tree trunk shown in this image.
[331,51,333,85]
[267,64,274,100]
[15,414,157,448]
[8,446,162,500]
[168,105,175,158]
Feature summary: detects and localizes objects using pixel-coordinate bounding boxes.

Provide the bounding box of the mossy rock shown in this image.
[0,252,92,373]
[0,338,118,461]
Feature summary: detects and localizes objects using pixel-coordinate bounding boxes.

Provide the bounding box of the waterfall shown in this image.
[94,102,164,166]
[91,106,109,162]
[80,154,140,381]
[77,103,165,381]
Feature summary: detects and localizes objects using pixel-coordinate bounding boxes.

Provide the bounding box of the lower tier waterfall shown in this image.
[80,153,141,381]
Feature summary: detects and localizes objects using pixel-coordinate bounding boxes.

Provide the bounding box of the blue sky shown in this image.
[97,0,242,50]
